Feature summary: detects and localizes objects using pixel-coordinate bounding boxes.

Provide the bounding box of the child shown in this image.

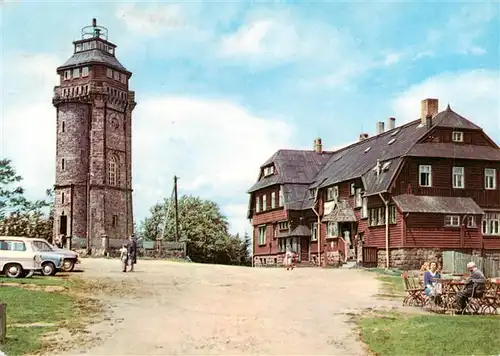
[119,244,128,272]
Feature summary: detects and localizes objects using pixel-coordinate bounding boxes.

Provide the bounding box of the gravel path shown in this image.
[64,259,397,355]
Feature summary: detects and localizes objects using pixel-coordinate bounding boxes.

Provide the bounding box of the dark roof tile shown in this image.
[393,195,484,214]
[58,49,127,71]
[406,143,500,161]
[433,105,482,130]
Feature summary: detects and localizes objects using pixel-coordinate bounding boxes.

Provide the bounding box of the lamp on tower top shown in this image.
[81,18,108,41]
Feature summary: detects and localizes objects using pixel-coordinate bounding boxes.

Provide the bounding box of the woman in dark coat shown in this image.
[127,235,138,272]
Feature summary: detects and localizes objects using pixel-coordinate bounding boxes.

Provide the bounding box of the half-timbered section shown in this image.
[248,98,500,268]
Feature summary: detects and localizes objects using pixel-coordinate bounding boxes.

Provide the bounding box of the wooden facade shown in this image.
[248,100,500,268]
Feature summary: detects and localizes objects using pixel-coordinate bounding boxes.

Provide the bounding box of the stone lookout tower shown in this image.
[52,18,136,254]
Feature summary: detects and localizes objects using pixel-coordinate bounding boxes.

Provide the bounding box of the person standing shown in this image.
[127,235,138,272]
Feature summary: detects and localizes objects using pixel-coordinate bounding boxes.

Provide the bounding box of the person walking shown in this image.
[127,235,138,272]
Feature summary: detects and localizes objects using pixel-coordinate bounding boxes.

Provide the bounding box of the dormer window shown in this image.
[309,188,317,198]
[327,186,339,201]
[452,131,464,142]
[263,166,274,177]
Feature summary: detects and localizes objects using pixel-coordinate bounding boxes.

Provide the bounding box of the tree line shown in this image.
[138,195,252,266]
[0,158,252,266]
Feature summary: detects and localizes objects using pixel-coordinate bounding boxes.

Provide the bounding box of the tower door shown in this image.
[59,215,68,236]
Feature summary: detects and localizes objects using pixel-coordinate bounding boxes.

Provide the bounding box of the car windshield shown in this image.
[32,240,54,252]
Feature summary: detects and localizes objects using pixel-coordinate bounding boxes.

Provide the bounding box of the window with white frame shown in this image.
[82,67,89,77]
[419,165,432,187]
[73,68,80,78]
[279,187,284,207]
[108,155,119,186]
[113,71,120,81]
[482,212,500,236]
[120,73,127,84]
[452,166,465,189]
[311,223,318,241]
[444,215,460,227]
[452,131,464,142]
[485,168,497,190]
[361,197,368,218]
[271,192,276,209]
[262,194,267,211]
[355,188,362,208]
[278,221,289,231]
[467,216,476,228]
[258,226,266,245]
[350,183,356,196]
[64,70,71,80]
[278,238,286,252]
[369,207,385,226]
[106,68,113,78]
[327,221,339,238]
[255,196,260,213]
[327,186,339,201]
[263,166,274,176]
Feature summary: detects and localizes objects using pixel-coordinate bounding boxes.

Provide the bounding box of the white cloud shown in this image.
[1,52,60,198]
[115,3,186,36]
[131,95,294,234]
[0,52,295,236]
[392,69,500,143]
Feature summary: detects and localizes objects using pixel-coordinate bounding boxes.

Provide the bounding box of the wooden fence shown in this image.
[362,247,378,268]
[442,251,500,278]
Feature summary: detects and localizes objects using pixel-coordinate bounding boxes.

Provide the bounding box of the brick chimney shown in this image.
[387,117,396,130]
[421,98,438,126]
[313,138,323,153]
[359,133,369,142]
[376,121,385,135]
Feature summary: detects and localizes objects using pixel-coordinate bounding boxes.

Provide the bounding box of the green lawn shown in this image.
[358,312,500,356]
[358,268,500,356]
[1,286,75,355]
[0,276,100,355]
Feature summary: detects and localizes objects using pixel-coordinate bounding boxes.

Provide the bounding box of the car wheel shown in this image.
[4,263,23,278]
[61,260,75,272]
[41,262,56,276]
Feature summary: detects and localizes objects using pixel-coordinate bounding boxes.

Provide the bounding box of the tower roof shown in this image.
[58,49,127,72]
[57,18,130,74]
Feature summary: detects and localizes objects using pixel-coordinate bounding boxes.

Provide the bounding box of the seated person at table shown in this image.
[455,261,486,313]
[424,261,441,297]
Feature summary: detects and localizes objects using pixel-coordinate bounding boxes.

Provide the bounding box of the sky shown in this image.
[1,0,499,237]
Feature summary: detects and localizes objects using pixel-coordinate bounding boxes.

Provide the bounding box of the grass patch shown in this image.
[0,275,73,287]
[358,311,500,356]
[0,286,75,355]
[0,276,103,356]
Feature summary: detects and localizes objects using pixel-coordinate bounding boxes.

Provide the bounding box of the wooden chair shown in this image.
[401,273,427,307]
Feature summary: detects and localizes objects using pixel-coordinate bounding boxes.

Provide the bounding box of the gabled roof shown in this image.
[247,149,332,193]
[311,119,425,193]
[432,105,482,131]
[57,49,128,72]
[393,195,484,215]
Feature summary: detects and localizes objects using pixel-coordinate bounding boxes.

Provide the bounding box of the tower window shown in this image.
[106,68,113,78]
[82,67,89,77]
[61,121,65,133]
[113,71,120,81]
[120,73,127,84]
[61,158,66,170]
[112,215,118,227]
[73,68,80,78]
[108,155,119,186]
[61,192,65,204]
[64,70,71,80]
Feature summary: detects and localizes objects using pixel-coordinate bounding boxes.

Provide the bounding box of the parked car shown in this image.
[31,238,80,272]
[0,236,42,278]
[30,239,65,276]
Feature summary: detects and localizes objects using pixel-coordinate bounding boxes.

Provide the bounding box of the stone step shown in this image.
[341,261,357,269]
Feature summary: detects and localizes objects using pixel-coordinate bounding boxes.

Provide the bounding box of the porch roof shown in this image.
[392,195,484,215]
[322,207,357,222]
[278,225,311,238]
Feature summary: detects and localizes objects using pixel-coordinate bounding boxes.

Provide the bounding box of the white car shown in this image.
[0,236,43,278]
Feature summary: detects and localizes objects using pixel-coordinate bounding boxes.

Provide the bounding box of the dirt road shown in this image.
[64,259,396,355]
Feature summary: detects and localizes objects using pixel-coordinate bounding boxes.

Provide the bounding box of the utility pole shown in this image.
[174,175,180,242]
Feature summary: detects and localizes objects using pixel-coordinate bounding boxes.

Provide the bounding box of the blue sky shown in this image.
[1,0,499,235]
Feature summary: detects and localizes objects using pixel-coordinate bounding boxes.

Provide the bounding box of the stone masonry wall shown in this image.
[377,248,483,270]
